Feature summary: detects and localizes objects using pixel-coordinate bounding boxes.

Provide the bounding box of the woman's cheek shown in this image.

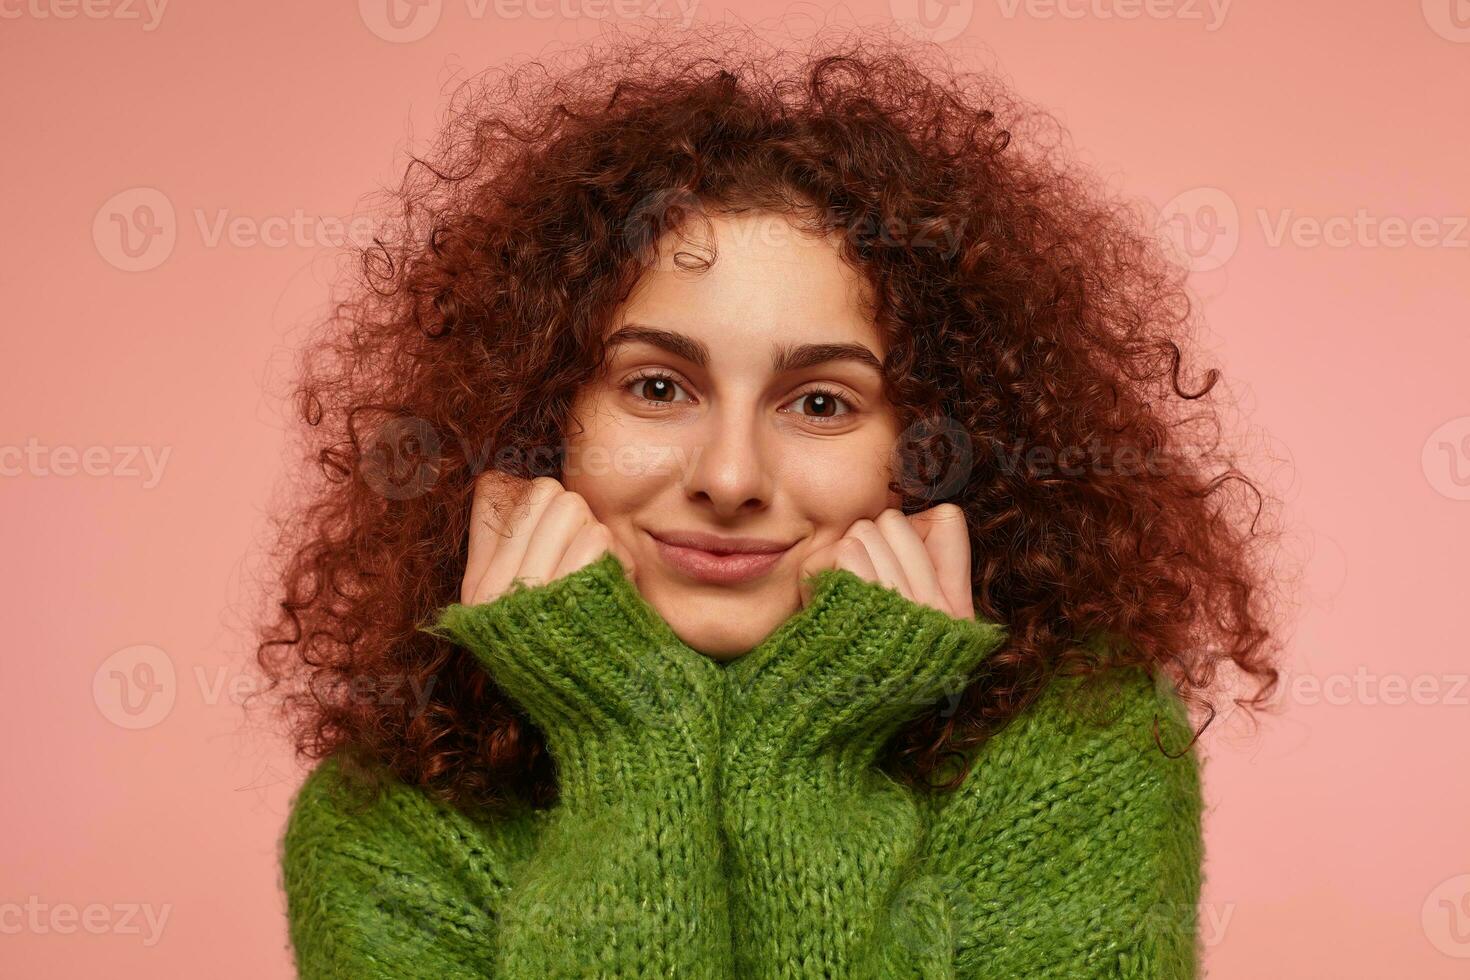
[563,415,692,512]
[779,437,897,531]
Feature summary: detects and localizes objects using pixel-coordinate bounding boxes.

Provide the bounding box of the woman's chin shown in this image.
[642,579,798,663]
[659,610,765,662]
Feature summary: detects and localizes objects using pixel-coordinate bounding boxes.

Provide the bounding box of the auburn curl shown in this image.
[254,22,1282,812]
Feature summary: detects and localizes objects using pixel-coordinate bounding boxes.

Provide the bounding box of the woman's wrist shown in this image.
[422,550,726,805]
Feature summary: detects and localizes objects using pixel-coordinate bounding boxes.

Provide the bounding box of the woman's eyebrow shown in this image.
[607,324,883,374]
[772,342,883,375]
[606,325,710,368]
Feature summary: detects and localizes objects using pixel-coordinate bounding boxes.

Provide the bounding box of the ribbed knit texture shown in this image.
[281,551,1204,978]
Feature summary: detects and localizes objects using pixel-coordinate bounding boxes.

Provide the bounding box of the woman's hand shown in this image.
[796,504,976,620]
[460,470,637,606]
[434,467,724,794]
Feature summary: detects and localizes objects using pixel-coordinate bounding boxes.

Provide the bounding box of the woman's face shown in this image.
[562,209,904,660]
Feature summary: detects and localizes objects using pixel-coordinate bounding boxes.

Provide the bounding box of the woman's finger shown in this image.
[552,519,615,581]
[473,475,563,604]
[908,504,975,619]
[844,518,912,600]
[515,490,594,587]
[463,469,525,604]
[833,535,878,582]
[873,508,948,614]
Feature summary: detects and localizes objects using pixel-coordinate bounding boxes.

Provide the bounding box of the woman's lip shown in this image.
[648,532,791,585]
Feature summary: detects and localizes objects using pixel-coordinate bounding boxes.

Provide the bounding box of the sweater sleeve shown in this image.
[717,568,1204,979]
[282,551,736,979]
[909,664,1205,979]
[281,754,532,979]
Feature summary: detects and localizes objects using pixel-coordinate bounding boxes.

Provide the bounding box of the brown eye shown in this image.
[801,392,838,417]
[625,371,689,406]
[785,387,853,423]
[638,377,676,402]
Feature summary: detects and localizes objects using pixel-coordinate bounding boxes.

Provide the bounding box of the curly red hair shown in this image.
[254,23,1282,810]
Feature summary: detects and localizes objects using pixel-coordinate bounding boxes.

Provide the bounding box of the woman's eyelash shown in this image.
[621,371,855,422]
[623,370,691,407]
[787,387,854,422]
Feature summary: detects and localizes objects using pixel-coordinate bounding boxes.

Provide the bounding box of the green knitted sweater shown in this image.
[280,551,1204,978]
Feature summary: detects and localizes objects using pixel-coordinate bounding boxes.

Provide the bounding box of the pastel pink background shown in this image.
[4,1,1467,976]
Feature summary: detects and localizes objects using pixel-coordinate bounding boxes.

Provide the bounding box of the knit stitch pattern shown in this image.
[281,551,1204,978]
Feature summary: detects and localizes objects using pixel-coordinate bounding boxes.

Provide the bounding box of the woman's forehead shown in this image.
[619,213,882,356]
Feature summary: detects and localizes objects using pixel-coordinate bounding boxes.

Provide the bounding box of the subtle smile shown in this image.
[645,529,795,585]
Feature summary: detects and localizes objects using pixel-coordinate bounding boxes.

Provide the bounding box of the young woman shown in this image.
[259,24,1279,979]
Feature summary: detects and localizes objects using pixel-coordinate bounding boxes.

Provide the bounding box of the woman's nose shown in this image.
[680,406,774,517]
